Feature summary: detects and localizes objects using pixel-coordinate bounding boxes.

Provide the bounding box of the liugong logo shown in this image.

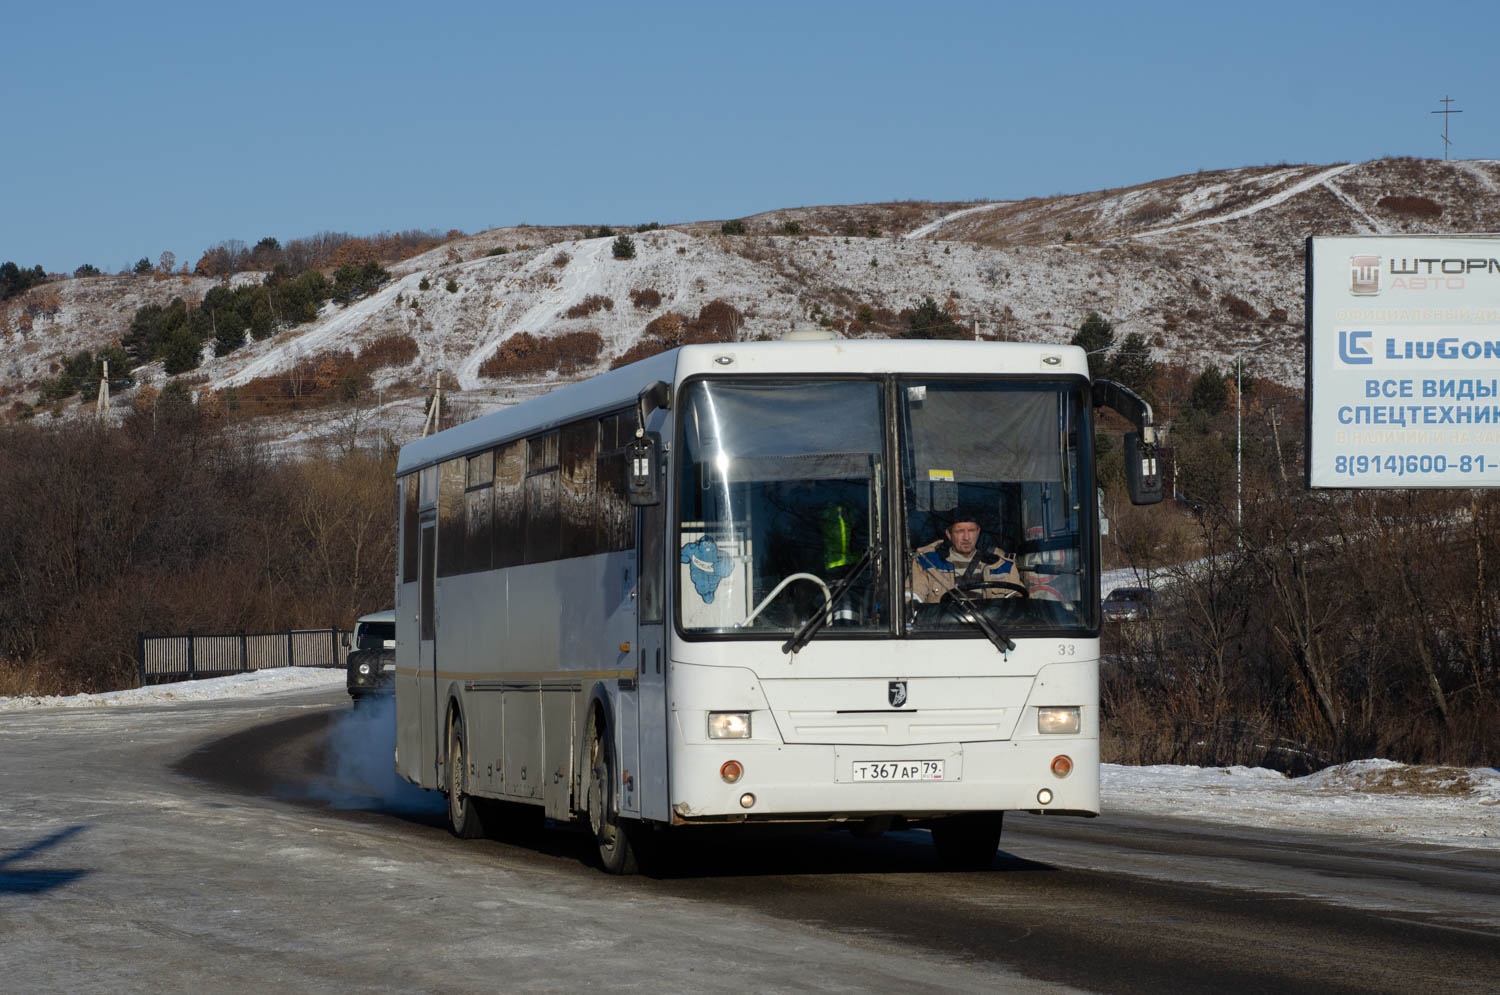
[1351,255,1380,296]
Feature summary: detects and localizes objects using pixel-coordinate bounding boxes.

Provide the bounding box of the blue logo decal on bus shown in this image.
[681,537,736,603]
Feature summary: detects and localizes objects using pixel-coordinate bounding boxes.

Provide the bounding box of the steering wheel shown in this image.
[951,580,1029,599]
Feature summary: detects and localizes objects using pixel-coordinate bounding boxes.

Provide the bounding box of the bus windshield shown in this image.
[675,377,1094,639]
[900,379,1094,635]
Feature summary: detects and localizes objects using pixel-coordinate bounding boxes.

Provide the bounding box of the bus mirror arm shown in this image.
[1092,380,1164,506]
[635,380,672,431]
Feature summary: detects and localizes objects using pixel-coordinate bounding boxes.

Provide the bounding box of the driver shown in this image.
[910,509,1019,602]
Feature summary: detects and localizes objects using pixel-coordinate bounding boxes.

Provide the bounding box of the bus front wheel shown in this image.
[446,714,486,839]
[587,726,638,875]
[931,812,1003,869]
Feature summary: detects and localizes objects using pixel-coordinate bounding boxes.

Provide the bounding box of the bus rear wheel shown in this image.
[586,727,638,875]
[446,714,486,839]
[931,812,1003,869]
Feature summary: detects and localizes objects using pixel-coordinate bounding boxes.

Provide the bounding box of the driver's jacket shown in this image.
[909,539,1018,603]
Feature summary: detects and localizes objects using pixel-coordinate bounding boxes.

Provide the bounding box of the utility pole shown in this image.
[1236,355,1243,529]
[1433,96,1462,160]
[1269,404,1288,483]
[421,372,443,437]
[95,359,110,420]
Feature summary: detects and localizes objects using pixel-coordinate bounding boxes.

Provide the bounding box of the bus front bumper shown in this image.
[667,737,1099,823]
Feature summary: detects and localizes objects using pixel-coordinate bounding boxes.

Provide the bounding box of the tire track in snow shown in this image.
[456,237,612,390]
[1134,163,1358,238]
[1454,160,1500,195]
[215,275,423,390]
[1323,179,1383,234]
[903,202,1009,240]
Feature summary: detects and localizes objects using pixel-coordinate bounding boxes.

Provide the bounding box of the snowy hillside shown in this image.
[6,157,1498,434]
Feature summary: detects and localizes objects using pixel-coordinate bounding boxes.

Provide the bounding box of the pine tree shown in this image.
[1187,365,1229,416]
[612,235,636,260]
[1107,332,1157,399]
[1070,312,1115,377]
[901,296,964,339]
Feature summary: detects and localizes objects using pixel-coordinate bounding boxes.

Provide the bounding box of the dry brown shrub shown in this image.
[552,251,572,268]
[695,299,745,340]
[643,312,687,346]
[629,287,662,310]
[1126,197,1174,228]
[236,349,371,413]
[1376,195,1442,218]
[328,238,380,267]
[565,295,613,319]
[610,340,668,369]
[1221,294,1258,320]
[358,333,420,370]
[477,330,603,378]
[610,300,746,368]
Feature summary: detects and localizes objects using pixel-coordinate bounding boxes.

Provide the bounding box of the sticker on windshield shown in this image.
[928,469,954,481]
[681,537,736,603]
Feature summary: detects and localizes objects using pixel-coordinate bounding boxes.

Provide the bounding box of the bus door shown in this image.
[634,500,669,821]
[418,515,438,786]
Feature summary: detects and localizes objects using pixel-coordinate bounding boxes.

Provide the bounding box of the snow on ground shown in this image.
[1134,162,1357,238]
[0,666,344,712]
[2,669,1495,849]
[1104,761,1500,848]
[902,202,1008,240]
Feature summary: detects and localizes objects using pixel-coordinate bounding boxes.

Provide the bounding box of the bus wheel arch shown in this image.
[444,698,486,839]
[584,695,638,874]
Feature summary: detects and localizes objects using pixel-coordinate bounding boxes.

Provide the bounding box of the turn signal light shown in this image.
[720,760,744,783]
[1051,755,1073,778]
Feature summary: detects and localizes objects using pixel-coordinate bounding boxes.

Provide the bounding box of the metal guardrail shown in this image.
[137,628,351,686]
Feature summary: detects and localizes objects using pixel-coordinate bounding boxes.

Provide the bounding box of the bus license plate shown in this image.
[850,760,944,781]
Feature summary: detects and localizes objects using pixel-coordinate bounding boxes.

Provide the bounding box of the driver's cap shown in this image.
[945,507,983,529]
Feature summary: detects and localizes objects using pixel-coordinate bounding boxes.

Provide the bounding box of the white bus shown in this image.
[394,339,1161,872]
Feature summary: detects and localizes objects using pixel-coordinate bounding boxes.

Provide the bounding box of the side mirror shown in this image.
[627,432,662,506]
[341,632,350,648]
[1123,432,1164,505]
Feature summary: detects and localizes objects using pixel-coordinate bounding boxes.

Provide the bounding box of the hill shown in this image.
[4,156,1497,441]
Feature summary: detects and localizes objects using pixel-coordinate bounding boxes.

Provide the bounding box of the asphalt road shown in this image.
[3,687,1498,993]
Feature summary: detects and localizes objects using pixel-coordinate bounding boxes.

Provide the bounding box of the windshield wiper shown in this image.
[781,546,877,655]
[940,590,1016,654]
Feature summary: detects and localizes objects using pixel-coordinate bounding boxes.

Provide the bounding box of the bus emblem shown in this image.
[888,681,908,708]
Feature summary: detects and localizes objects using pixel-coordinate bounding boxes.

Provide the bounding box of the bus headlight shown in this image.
[708,712,751,739]
[1037,707,1080,735]
[358,662,371,676]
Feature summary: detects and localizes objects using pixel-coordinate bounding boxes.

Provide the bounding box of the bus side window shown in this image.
[525,431,560,564]
[436,458,465,578]
[597,412,635,553]
[401,474,419,583]
[465,451,494,574]
[493,440,526,568]
[560,420,598,559]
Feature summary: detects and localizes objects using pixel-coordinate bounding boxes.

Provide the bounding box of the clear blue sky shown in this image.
[4,0,1495,274]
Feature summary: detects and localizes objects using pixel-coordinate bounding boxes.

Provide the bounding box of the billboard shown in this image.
[1306,235,1500,488]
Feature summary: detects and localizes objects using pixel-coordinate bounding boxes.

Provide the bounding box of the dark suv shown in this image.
[1102,586,1154,622]
[345,610,395,704]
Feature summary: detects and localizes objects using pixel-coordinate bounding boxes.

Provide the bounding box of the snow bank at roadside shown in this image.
[1104,759,1500,848]
[0,667,345,713]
